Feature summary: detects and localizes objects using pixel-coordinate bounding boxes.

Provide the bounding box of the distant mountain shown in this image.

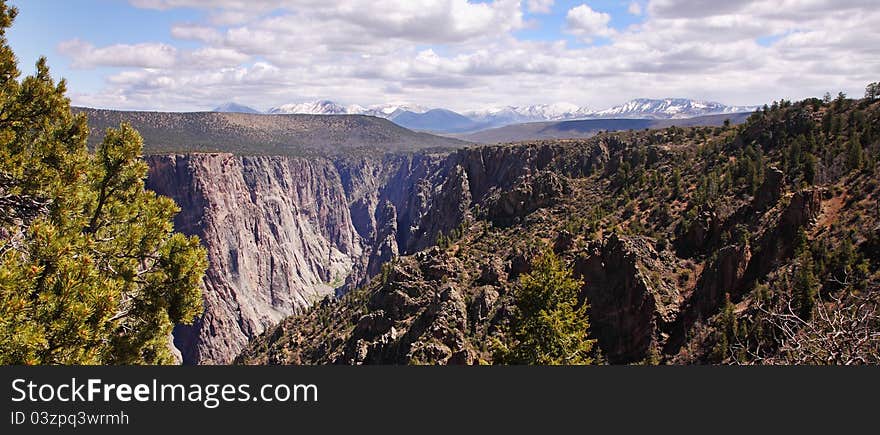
[266,100,430,119]
[466,103,592,126]
[73,107,468,155]
[259,98,757,133]
[268,100,357,115]
[213,102,261,114]
[591,98,756,119]
[392,109,484,133]
[456,112,752,144]
[377,104,430,119]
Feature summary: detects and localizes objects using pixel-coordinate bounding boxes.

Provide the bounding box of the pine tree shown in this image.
[793,252,818,320]
[865,82,879,101]
[846,135,864,171]
[0,2,206,364]
[710,293,738,362]
[497,250,595,365]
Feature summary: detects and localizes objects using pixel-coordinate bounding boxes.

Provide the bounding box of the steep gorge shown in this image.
[145,144,579,364]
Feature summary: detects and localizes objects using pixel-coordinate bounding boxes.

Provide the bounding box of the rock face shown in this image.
[753,166,785,211]
[146,143,611,364]
[487,171,569,226]
[573,234,681,363]
[147,155,363,364]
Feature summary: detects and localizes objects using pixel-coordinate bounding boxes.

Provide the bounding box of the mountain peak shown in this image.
[267,100,351,115]
[592,98,756,119]
[213,102,261,114]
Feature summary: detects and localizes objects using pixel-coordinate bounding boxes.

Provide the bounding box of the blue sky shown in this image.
[5,1,877,112]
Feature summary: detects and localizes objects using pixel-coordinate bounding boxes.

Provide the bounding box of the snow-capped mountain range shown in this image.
[464,103,594,126]
[264,100,429,119]
[591,98,756,119]
[213,98,757,132]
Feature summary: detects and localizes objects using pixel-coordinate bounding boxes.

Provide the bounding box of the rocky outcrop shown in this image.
[667,243,752,353]
[486,171,569,226]
[744,188,823,281]
[329,249,475,365]
[573,234,682,363]
[753,166,785,211]
[675,208,721,257]
[668,188,823,354]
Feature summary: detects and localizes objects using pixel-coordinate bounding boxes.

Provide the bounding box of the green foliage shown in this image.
[732,144,764,194]
[710,294,741,362]
[494,250,595,365]
[792,252,818,320]
[846,135,864,171]
[0,3,206,365]
[865,82,879,101]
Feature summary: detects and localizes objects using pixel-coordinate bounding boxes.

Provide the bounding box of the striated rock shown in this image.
[469,286,500,323]
[147,154,362,364]
[364,200,399,278]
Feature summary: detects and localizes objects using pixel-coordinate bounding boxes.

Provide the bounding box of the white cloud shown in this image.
[565,4,613,40]
[628,2,642,15]
[57,39,178,69]
[171,25,222,43]
[186,47,251,67]
[527,0,554,14]
[58,0,880,112]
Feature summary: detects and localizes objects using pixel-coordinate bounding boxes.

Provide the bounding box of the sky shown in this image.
[6,0,879,112]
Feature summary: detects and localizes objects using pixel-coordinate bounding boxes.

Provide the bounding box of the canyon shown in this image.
[143,135,610,364]
[145,152,454,363]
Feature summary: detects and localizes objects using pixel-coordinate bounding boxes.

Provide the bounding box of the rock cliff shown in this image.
[147,154,366,364]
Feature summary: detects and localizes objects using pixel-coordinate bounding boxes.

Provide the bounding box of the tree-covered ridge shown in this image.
[0,2,206,364]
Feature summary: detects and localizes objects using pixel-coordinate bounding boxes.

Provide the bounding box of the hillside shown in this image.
[458,113,752,144]
[73,108,468,156]
[238,96,880,365]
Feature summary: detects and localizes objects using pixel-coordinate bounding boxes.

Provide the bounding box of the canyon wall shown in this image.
[148,155,363,364]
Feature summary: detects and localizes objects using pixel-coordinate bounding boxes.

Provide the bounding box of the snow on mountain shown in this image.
[267,100,356,115]
[260,98,756,132]
[266,100,429,118]
[372,104,429,118]
[590,98,756,119]
[466,103,592,125]
[212,102,261,114]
